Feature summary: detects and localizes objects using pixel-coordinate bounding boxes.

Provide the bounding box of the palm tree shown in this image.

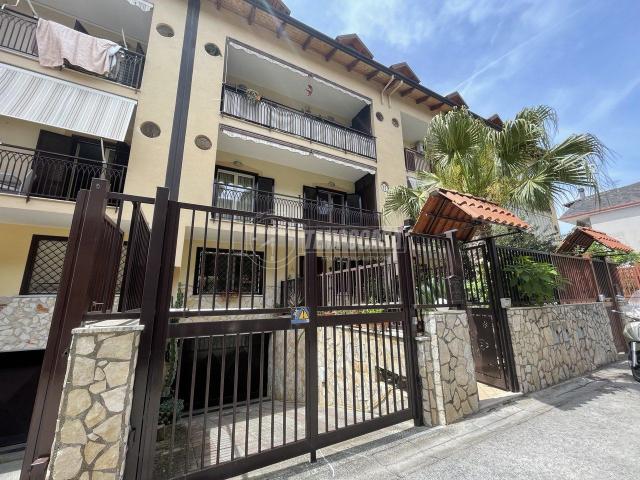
[384,106,609,221]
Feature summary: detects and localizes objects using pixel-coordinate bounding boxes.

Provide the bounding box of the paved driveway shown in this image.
[2,361,636,480]
[237,360,639,480]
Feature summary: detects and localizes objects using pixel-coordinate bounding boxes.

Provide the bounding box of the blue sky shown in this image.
[285,0,640,228]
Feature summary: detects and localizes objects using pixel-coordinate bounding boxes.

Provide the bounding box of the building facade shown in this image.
[560,183,640,251]
[0,0,506,448]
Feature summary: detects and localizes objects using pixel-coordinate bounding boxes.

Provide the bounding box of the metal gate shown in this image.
[125,200,420,479]
[21,179,150,479]
[461,239,517,391]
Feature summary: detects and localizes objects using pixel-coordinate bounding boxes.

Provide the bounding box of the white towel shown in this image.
[36,19,121,75]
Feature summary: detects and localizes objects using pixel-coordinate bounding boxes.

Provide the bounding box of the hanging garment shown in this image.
[35,19,121,75]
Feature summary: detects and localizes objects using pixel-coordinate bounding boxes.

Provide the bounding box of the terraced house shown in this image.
[0,0,564,473]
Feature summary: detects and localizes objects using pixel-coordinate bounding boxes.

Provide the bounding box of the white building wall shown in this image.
[589,205,640,251]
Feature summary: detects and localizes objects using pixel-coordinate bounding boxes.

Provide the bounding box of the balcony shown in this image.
[221,84,377,159]
[404,148,430,173]
[0,144,127,202]
[0,8,145,89]
[213,182,380,227]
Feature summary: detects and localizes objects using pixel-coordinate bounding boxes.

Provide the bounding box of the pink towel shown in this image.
[36,19,121,75]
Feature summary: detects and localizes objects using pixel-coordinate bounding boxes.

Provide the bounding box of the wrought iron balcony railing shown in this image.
[213,182,380,227]
[404,148,430,173]
[221,84,377,159]
[0,8,145,89]
[0,144,127,202]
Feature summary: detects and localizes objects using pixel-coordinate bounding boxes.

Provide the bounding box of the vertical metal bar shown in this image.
[271,330,276,448]
[185,337,199,474]
[230,334,241,460]
[257,332,265,453]
[198,212,209,310]
[244,332,253,457]
[216,335,227,465]
[201,336,212,469]
[366,323,374,419]
[294,326,298,441]
[304,226,319,462]
[350,324,357,424]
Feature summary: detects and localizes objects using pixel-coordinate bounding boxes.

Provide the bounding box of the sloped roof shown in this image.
[335,34,373,59]
[557,226,634,253]
[389,62,420,82]
[445,91,468,107]
[560,182,640,221]
[488,114,503,127]
[412,188,529,241]
[261,0,290,15]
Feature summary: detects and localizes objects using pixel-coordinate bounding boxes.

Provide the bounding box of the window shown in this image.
[214,169,255,212]
[20,236,68,295]
[193,248,265,295]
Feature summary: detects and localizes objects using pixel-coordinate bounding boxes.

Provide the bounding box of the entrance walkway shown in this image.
[229,361,638,479]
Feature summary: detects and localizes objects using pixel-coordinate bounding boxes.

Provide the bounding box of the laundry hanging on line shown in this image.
[35,18,121,75]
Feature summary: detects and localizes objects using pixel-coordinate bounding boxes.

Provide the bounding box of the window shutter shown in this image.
[255,176,274,214]
[346,193,362,225]
[302,186,317,220]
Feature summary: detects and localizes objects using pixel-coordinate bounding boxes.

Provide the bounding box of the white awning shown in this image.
[0,63,136,141]
[219,126,376,182]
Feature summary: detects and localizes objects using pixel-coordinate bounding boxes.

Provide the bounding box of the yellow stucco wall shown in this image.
[122,0,436,228]
[0,223,69,297]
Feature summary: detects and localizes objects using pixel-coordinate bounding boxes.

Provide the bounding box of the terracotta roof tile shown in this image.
[558,226,634,253]
[412,188,529,240]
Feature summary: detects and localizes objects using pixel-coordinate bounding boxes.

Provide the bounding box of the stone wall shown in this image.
[416,310,479,426]
[47,319,143,480]
[0,295,56,352]
[507,303,618,393]
[268,323,407,417]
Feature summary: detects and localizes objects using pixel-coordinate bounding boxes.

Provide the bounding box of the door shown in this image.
[215,169,255,212]
[461,241,510,390]
[317,189,345,224]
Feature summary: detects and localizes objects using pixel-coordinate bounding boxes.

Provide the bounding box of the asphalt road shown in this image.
[238,360,640,480]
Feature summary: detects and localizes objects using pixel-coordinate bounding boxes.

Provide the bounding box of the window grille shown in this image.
[20,236,68,295]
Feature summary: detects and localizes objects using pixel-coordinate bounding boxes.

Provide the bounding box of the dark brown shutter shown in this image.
[302,185,317,220]
[255,176,274,214]
[32,131,74,198]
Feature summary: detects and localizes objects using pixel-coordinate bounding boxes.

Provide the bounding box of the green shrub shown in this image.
[503,256,566,305]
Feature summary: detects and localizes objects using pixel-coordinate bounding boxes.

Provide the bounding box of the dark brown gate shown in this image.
[124,198,421,480]
[461,239,517,391]
[21,180,125,479]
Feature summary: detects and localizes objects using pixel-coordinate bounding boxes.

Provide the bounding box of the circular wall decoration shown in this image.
[195,135,212,150]
[375,112,384,122]
[156,23,175,38]
[381,181,390,193]
[204,43,221,56]
[392,118,399,127]
[140,121,161,138]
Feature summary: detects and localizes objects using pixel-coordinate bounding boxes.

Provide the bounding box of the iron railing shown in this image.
[0,144,127,201]
[221,84,377,159]
[212,182,381,226]
[404,148,429,173]
[0,8,145,88]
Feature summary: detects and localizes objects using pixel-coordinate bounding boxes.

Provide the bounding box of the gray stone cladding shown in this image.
[46,320,143,480]
[507,302,618,393]
[0,295,56,352]
[416,310,479,426]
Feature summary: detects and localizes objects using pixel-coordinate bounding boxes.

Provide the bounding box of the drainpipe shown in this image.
[387,79,404,108]
[380,74,395,106]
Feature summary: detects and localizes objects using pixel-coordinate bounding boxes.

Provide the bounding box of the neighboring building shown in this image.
[559,183,640,251]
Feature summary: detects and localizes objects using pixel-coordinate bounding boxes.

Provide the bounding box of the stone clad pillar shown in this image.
[416,310,479,426]
[46,320,143,480]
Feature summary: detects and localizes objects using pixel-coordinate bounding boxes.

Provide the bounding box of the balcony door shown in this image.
[215,169,255,212]
[317,189,345,224]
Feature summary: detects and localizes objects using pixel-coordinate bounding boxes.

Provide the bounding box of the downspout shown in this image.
[387,79,404,108]
[380,74,395,106]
